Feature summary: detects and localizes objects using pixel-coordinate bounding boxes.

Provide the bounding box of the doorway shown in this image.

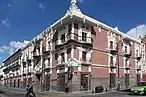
[109,73,116,89]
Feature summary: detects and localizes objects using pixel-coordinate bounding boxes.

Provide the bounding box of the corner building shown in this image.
[2,0,146,92]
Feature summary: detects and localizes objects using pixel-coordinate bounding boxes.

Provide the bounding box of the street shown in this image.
[0,92,24,97]
[0,89,145,97]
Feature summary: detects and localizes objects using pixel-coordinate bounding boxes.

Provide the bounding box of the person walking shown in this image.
[25,83,36,97]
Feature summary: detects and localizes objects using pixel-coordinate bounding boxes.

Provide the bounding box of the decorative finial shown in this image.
[69,0,78,12]
[65,0,83,16]
[71,0,77,5]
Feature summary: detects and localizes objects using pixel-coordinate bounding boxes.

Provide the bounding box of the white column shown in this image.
[78,23,82,42]
[108,54,111,73]
[78,66,81,72]
[71,22,74,39]
[79,47,82,61]
[65,49,67,63]
[31,59,34,73]
[88,66,91,72]
[71,46,74,58]
[50,54,52,74]
[65,49,68,72]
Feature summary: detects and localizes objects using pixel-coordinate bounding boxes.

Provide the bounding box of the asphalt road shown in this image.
[0,90,145,97]
[0,91,25,97]
[82,91,146,97]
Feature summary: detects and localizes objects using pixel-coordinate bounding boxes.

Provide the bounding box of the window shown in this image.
[125,59,128,66]
[82,51,87,62]
[61,53,65,63]
[48,58,50,66]
[136,50,138,56]
[125,46,127,53]
[110,41,113,49]
[110,56,113,65]
[74,24,78,29]
[67,48,71,54]
[55,53,58,60]
[82,32,87,42]
[28,61,31,66]
[61,34,65,43]
[68,24,72,34]
[23,63,26,68]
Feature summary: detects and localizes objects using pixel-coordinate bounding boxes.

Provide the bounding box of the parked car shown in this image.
[131,81,146,95]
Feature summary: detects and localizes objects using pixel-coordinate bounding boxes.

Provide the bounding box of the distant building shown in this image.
[2,0,145,92]
[0,63,5,86]
[141,35,146,81]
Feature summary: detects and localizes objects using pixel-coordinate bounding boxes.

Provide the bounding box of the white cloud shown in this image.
[0,40,29,55]
[1,18,10,28]
[38,3,45,10]
[7,4,12,7]
[127,24,146,39]
[77,0,85,3]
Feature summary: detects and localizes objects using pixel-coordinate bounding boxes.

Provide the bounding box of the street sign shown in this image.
[73,70,78,74]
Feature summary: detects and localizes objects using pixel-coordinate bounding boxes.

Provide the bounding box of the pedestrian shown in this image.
[25,83,36,97]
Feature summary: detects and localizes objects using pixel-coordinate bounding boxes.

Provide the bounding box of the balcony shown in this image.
[55,33,93,47]
[123,50,131,58]
[22,58,26,63]
[136,54,142,60]
[137,65,141,71]
[56,58,65,69]
[26,55,31,61]
[109,46,117,55]
[125,64,130,70]
[33,50,40,58]
[28,66,33,74]
[81,57,91,66]
[23,68,27,74]
[110,64,116,69]
[42,45,51,54]
[44,65,50,71]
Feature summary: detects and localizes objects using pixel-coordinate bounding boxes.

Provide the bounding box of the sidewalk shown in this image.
[0,87,112,97]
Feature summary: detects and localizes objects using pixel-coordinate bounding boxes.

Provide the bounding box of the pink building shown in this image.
[2,0,145,92]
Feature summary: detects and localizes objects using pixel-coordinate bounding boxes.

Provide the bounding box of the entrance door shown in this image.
[45,74,50,91]
[57,73,65,92]
[109,73,116,89]
[14,80,16,88]
[10,78,12,87]
[18,79,20,88]
[28,77,32,84]
[137,74,141,85]
[81,74,89,91]
[23,78,26,88]
[125,74,129,88]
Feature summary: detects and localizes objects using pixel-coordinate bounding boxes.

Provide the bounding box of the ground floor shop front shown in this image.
[2,68,141,92]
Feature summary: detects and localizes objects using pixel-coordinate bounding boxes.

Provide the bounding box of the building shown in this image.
[141,35,146,81]
[0,63,5,86]
[3,49,22,88]
[2,0,145,92]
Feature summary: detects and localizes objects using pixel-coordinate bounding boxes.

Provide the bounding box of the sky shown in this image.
[0,0,146,63]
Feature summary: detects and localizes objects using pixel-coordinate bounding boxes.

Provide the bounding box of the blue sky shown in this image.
[0,0,146,63]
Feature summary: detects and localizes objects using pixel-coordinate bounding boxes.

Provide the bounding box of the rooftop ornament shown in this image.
[66,0,83,17]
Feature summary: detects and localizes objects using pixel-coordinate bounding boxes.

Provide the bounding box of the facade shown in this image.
[0,63,5,86]
[1,0,146,92]
[3,49,22,88]
[141,36,146,81]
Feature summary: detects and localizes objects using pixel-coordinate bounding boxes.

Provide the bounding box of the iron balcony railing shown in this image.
[55,33,93,46]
